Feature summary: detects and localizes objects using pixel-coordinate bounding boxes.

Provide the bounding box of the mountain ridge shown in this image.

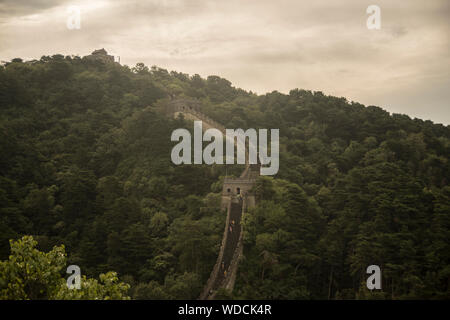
[0,53,448,299]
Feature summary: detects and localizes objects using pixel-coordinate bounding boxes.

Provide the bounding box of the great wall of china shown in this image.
[167,98,260,300]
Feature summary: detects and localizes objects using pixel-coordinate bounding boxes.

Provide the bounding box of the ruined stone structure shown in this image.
[167,98,259,299]
[85,48,115,64]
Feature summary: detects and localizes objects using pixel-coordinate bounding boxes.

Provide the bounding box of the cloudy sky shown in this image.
[0,0,448,124]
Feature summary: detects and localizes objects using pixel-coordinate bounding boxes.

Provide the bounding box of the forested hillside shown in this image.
[0,54,448,299]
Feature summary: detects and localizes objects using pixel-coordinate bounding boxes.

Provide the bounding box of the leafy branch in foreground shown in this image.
[0,236,130,300]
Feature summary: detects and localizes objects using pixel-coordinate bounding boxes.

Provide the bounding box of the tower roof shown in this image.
[92,48,107,55]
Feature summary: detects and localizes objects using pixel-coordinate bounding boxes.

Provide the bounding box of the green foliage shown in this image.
[0,236,130,299]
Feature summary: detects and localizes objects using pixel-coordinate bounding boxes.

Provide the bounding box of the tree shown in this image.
[0,236,130,300]
[132,63,149,75]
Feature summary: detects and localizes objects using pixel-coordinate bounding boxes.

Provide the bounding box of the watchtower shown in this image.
[85,48,115,63]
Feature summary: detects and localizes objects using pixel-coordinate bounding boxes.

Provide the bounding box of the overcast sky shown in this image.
[0,0,448,124]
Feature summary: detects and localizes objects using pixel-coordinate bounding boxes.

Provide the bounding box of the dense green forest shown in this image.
[0,54,448,299]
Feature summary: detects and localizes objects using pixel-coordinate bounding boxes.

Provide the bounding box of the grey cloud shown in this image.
[0,0,64,19]
[389,26,408,38]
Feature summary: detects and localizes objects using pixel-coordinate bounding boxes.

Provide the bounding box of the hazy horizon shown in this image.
[1,0,448,124]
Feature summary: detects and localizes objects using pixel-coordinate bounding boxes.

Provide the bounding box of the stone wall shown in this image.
[168,99,258,300]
